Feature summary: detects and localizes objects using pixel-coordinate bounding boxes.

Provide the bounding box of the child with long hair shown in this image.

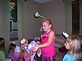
[32,19,56,61]
[19,38,30,61]
[63,34,82,61]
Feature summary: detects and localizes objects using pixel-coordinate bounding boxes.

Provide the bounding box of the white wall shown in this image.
[23,1,40,39]
[0,0,72,40]
[0,0,4,37]
[40,0,65,34]
[18,0,42,39]
[21,0,65,39]
[0,0,10,56]
[18,0,66,39]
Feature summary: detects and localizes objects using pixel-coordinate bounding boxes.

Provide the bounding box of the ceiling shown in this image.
[33,0,52,3]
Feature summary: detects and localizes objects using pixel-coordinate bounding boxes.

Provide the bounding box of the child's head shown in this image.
[64,34,81,53]
[42,19,53,31]
[0,38,5,50]
[36,41,41,45]
[20,38,28,51]
[36,40,41,53]
[20,38,28,45]
[8,43,16,53]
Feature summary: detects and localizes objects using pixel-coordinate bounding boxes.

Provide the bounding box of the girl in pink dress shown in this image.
[33,19,56,61]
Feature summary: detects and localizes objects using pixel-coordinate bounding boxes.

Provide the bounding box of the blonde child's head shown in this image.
[64,34,81,60]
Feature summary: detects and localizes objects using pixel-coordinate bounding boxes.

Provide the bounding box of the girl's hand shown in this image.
[32,46,39,52]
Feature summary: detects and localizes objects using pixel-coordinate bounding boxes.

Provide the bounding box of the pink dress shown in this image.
[41,30,56,57]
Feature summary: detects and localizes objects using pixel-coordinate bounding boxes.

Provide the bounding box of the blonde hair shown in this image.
[67,34,81,60]
[68,34,80,51]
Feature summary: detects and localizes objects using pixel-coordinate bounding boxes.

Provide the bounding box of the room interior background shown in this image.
[0,0,82,56]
